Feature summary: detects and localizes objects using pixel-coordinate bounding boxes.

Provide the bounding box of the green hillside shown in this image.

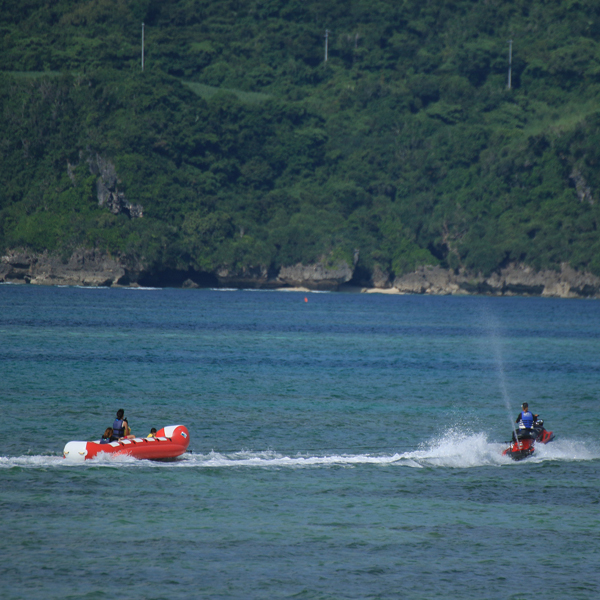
[2,0,600,284]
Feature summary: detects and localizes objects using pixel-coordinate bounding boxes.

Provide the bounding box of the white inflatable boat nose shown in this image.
[63,441,88,462]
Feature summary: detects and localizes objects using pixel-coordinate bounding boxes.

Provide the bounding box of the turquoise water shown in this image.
[1,285,599,600]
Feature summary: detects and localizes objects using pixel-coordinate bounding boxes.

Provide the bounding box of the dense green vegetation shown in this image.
[2,0,600,282]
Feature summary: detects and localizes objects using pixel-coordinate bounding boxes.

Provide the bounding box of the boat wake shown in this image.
[2,430,598,469]
[397,429,600,467]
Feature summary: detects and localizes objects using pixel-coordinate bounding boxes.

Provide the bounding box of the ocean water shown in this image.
[1,285,599,600]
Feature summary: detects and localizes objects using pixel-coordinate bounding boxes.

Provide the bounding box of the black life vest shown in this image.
[113,418,125,439]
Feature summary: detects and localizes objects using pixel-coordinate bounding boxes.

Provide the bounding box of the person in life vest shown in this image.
[515,402,538,429]
[111,409,135,441]
[147,427,157,438]
[100,427,113,444]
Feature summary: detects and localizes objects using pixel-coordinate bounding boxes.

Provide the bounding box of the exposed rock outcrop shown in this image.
[391,263,600,298]
[349,262,392,290]
[0,249,135,287]
[215,265,271,288]
[392,266,460,295]
[570,167,594,205]
[182,278,200,289]
[277,260,353,290]
[88,154,144,218]
[215,259,354,290]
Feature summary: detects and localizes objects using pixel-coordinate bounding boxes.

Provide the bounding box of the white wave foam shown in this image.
[2,433,598,469]
[60,285,108,289]
[398,430,510,468]
[524,437,600,463]
[0,450,413,469]
[0,451,145,469]
[178,450,407,468]
[400,429,600,467]
[0,455,65,468]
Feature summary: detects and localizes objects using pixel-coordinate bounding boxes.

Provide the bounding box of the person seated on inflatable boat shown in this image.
[100,427,113,444]
[122,418,135,439]
[515,402,538,429]
[111,409,135,441]
[147,428,157,438]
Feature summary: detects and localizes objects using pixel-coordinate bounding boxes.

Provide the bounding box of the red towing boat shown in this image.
[63,425,190,462]
[502,418,554,461]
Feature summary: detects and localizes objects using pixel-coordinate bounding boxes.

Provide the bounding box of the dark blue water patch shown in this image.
[368,463,600,508]
[4,316,600,340]
[2,350,599,377]
[3,285,600,341]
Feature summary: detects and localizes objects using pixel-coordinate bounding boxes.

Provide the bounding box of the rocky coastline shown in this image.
[386,264,600,299]
[2,249,599,299]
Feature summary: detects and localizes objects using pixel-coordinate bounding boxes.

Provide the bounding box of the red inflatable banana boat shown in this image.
[63,425,190,462]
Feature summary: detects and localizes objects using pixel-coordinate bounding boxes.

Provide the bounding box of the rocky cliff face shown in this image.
[88,154,144,219]
[215,265,271,288]
[2,250,599,298]
[276,260,354,290]
[390,263,600,298]
[213,259,353,290]
[0,249,135,287]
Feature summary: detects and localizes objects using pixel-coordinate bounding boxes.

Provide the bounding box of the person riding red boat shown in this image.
[504,403,555,460]
[111,408,135,441]
[515,402,538,429]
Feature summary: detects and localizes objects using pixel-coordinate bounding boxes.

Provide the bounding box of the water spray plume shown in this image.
[482,311,519,444]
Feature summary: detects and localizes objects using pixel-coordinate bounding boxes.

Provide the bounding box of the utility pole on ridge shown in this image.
[142,22,145,71]
[325,29,329,63]
[507,39,512,90]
